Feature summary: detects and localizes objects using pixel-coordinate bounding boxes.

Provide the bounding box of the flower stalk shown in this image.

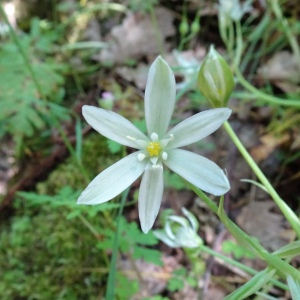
[223,121,300,238]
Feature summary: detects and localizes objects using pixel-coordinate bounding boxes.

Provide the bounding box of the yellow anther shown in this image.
[146,142,161,157]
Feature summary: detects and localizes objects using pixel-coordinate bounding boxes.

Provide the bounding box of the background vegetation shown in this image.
[0,0,299,299]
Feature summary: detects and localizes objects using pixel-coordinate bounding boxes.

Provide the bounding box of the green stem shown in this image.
[233,21,243,71]
[106,188,129,300]
[0,4,45,100]
[230,5,300,108]
[175,78,196,102]
[178,32,196,51]
[232,11,300,107]
[223,121,300,237]
[78,214,100,238]
[235,69,300,107]
[200,245,288,291]
[187,183,218,214]
[52,117,90,183]
[78,214,110,266]
[149,5,164,55]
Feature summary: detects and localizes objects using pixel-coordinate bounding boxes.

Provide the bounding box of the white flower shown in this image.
[154,208,203,248]
[77,56,231,233]
[173,50,200,91]
[219,0,252,24]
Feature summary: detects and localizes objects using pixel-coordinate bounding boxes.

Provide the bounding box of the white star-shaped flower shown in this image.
[78,56,231,233]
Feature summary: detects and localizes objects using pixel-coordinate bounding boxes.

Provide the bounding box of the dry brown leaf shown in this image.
[173,284,198,300]
[116,63,149,89]
[204,282,227,300]
[257,51,300,92]
[236,201,289,251]
[97,7,175,63]
[250,133,290,162]
[119,255,180,299]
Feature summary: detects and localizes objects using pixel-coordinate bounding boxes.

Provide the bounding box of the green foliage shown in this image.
[17,186,122,220]
[128,0,158,12]
[107,139,123,154]
[222,240,255,259]
[0,199,107,300]
[167,275,185,292]
[143,296,170,300]
[164,170,186,191]
[287,275,300,300]
[2,185,160,299]
[0,18,69,142]
[0,132,141,299]
[97,217,162,266]
[133,119,147,134]
[36,133,120,195]
[167,267,197,292]
[116,273,139,300]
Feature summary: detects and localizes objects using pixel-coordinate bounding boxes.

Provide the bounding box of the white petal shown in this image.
[153,230,178,248]
[77,152,147,205]
[182,207,199,231]
[138,165,164,233]
[145,56,176,138]
[166,108,231,149]
[83,105,149,148]
[164,149,230,195]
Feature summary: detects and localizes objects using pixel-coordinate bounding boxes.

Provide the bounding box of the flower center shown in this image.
[146,141,161,157]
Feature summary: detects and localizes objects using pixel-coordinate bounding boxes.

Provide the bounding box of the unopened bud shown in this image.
[179,15,189,36]
[197,45,234,108]
[153,208,202,249]
[191,14,200,34]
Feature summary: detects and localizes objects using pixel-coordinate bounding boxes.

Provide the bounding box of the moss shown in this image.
[0,134,124,299]
[37,132,123,195]
[0,203,107,300]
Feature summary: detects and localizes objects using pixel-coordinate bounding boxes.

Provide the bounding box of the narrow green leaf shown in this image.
[75,117,82,164]
[105,188,129,300]
[61,41,108,51]
[273,241,300,259]
[240,179,268,193]
[218,196,264,255]
[287,275,300,300]
[224,268,276,300]
[218,196,300,280]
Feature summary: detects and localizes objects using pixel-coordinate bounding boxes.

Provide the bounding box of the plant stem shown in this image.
[235,69,300,107]
[233,21,243,70]
[52,117,90,183]
[200,245,288,291]
[105,188,129,300]
[223,121,300,238]
[149,4,164,55]
[230,5,300,108]
[268,0,300,70]
[187,183,218,214]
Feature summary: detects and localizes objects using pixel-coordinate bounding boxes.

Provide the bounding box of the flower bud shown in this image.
[191,14,200,34]
[197,45,234,108]
[179,15,189,37]
[153,208,203,249]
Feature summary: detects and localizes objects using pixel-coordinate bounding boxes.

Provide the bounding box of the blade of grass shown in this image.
[75,117,82,165]
[223,121,300,238]
[287,275,300,300]
[105,188,129,300]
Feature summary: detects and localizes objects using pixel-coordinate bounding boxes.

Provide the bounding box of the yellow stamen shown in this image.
[146,141,161,157]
